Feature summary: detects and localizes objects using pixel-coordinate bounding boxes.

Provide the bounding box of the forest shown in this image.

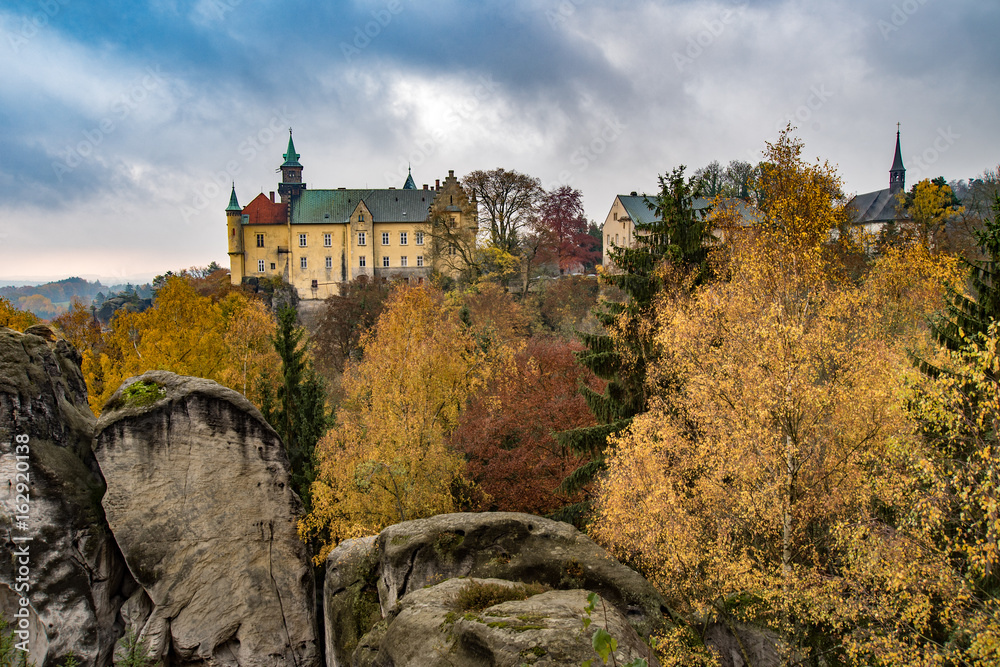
[3,127,1000,665]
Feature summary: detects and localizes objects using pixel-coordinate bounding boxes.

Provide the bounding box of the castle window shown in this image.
[382,232,390,245]
[400,256,408,267]
[258,260,265,273]
[300,257,308,269]
[241,214,249,224]
[325,256,333,269]
[359,213,365,222]
[256,234,264,248]
[416,255,424,267]
[415,231,424,245]
[299,234,307,247]
[323,233,332,247]
[359,256,366,267]
[270,263,276,270]
[400,232,408,245]
[312,279,318,289]
[358,232,366,246]
[447,244,457,255]
[614,211,618,221]
[382,256,390,267]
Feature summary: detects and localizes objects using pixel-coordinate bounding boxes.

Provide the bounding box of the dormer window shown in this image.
[359,213,365,222]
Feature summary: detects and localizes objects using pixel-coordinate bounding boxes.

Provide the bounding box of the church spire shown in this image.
[889,124,905,194]
[402,164,416,190]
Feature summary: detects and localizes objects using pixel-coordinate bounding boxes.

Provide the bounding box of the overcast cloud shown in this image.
[1,0,997,282]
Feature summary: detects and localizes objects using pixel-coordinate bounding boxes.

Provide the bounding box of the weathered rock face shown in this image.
[326,512,670,666]
[0,326,133,666]
[93,370,320,667]
[355,578,658,667]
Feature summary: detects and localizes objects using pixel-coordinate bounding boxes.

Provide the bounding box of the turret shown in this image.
[889,126,905,195]
[403,165,416,190]
[278,128,306,204]
[226,184,245,284]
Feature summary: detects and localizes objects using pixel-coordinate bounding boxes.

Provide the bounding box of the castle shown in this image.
[226,131,477,300]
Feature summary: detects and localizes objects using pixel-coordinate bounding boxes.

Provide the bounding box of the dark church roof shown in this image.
[848,189,900,224]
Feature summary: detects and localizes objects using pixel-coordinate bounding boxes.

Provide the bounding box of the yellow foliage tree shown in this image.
[0,297,40,331]
[302,286,510,561]
[83,276,279,414]
[592,133,988,664]
[896,177,965,251]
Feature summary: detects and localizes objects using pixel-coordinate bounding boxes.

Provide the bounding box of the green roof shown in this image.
[226,184,242,212]
[403,167,416,190]
[291,189,436,225]
[282,130,302,168]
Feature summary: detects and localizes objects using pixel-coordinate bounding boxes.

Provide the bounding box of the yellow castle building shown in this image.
[226,131,477,299]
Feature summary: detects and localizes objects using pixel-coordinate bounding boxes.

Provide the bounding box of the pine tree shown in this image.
[264,305,331,512]
[553,167,712,520]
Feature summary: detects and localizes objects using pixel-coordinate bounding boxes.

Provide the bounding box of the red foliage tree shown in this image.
[536,186,601,274]
[450,336,603,515]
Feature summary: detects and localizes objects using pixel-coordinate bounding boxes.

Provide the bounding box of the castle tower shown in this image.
[889,125,905,195]
[403,165,416,190]
[278,128,306,204]
[226,184,245,284]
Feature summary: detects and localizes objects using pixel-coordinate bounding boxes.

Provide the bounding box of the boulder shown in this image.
[325,512,671,665]
[356,578,658,667]
[93,371,320,666]
[0,327,133,666]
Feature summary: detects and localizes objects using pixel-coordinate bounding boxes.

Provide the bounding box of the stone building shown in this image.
[226,131,477,300]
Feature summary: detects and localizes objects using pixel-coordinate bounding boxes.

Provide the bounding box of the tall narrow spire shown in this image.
[282,128,301,167]
[402,164,416,190]
[226,183,242,212]
[889,124,905,194]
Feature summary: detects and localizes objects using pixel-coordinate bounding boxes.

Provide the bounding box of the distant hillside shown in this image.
[1,277,154,318]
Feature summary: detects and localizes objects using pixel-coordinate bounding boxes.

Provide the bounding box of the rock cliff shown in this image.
[93,371,320,666]
[0,326,133,666]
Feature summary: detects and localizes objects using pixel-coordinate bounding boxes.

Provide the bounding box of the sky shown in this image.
[1,0,998,284]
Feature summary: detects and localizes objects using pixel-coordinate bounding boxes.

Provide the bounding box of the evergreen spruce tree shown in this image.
[264,305,331,512]
[553,167,712,522]
[929,194,1000,363]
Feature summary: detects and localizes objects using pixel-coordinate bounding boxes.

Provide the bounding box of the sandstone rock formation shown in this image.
[0,326,133,666]
[355,578,657,667]
[93,370,320,667]
[326,512,671,666]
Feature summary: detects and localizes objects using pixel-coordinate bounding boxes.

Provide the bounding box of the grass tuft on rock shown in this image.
[120,381,166,408]
[453,580,548,612]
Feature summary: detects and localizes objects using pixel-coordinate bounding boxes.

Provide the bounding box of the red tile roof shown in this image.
[243,193,287,225]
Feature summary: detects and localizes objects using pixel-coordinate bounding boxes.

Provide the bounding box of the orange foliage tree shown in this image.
[0,297,40,331]
[450,337,601,515]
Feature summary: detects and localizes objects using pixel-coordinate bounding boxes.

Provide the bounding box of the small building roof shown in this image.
[403,167,416,190]
[616,194,714,224]
[226,185,241,212]
[848,188,901,224]
[242,193,288,225]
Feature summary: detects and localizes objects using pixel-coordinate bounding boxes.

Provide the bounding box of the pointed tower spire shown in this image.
[403,164,416,190]
[226,183,242,212]
[282,128,302,167]
[889,123,905,194]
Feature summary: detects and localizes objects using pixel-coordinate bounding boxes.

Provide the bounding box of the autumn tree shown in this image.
[554,165,711,515]
[82,275,279,414]
[463,168,542,254]
[301,286,510,561]
[894,177,965,252]
[312,276,390,377]
[52,299,103,352]
[0,297,40,331]
[535,186,600,275]
[450,337,600,515]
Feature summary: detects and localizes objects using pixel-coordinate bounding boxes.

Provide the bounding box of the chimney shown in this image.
[448,170,454,178]
[630,191,637,196]
[435,179,440,190]
[269,191,275,202]
[423,184,429,190]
